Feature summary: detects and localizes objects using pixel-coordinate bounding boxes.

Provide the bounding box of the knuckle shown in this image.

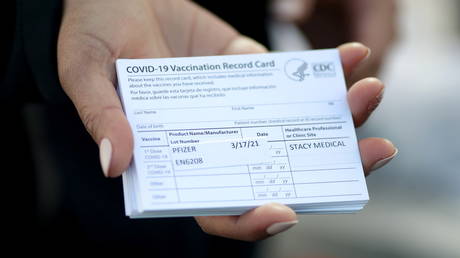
[58,31,117,89]
[78,32,118,66]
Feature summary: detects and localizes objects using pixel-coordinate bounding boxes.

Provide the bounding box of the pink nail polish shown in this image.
[99,138,112,177]
[266,220,298,235]
[371,148,398,171]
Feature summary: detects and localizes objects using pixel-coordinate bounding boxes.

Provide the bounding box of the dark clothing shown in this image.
[1,0,269,256]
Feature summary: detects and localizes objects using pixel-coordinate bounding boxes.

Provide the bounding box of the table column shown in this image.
[241,126,297,200]
[136,130,179,204]
[167,128,255,203]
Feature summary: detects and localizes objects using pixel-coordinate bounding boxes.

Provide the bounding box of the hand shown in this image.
[271,0,397,84]
[58,0,266,175]
[196,43,398,241]
[58,0,397,241]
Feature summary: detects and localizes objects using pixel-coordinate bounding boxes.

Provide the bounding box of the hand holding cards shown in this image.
[116,49,369,218]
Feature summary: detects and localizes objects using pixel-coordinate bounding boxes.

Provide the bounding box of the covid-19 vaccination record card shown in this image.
[116,49,369,218]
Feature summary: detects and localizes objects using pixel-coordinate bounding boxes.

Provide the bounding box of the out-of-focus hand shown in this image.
[271,0,397,84]
[58,0,396,241]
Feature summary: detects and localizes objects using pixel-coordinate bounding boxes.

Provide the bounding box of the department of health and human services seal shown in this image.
[284,58,309,82]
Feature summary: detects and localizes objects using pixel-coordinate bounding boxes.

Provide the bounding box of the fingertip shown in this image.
[338,42,371,76]
[98,108,134,178]
[99,137,112,178]
[222,36,268,55]
[369,140,398,172]
[382,138,396,150]
[270,0,314,23]
[258,203,298,236]
[348,77,385,127]
[251,202,297,221]
[266,220,298,235]
[338,42,370,55]
[237,203,297,240]
[359,138,397,175]
[349,77,385,95]
[195,203,298,241]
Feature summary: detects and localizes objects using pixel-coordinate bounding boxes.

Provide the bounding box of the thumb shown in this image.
[58,36,133,178]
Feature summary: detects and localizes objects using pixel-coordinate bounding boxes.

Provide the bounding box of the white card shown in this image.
[116,49,369,218]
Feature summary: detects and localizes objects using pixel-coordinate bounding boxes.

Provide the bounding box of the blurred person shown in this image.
[1,0,397,256]
[271,0,397,84]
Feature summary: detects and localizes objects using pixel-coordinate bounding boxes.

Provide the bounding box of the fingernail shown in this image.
[99,138,112,177]
[266,220,298,235]
[371,148,398,171]
[365,47,372,60]
[368,88,384,113]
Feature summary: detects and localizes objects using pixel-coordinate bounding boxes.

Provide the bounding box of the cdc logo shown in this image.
[312,62,336,78]
[284,59,309,82]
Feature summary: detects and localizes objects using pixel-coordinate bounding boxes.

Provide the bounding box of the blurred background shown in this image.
[3,0,458,257]
[259,0,460,257]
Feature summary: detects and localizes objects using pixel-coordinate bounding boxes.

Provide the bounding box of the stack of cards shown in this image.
[116,49,368,218]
